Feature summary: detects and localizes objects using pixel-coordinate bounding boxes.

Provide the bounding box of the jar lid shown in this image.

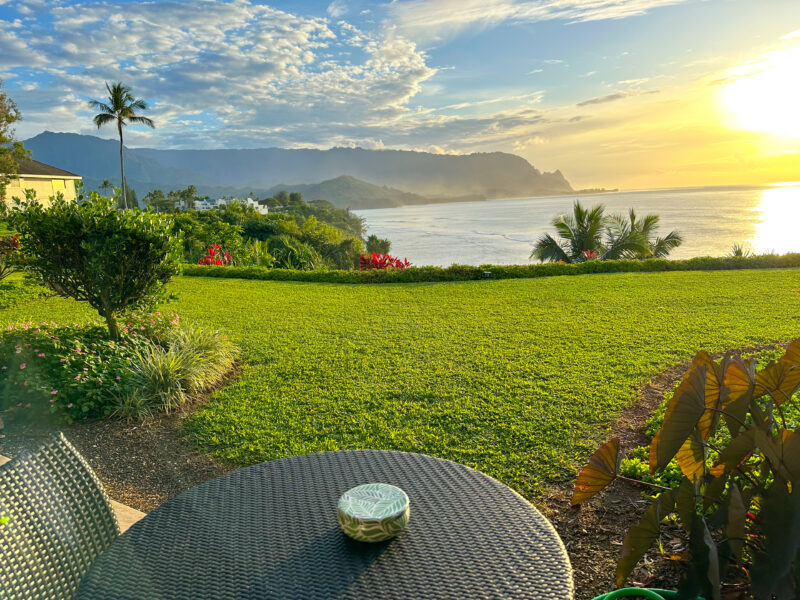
[338,483,409,520]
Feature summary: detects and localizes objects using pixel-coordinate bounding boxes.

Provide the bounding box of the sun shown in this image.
[720,45,800,139]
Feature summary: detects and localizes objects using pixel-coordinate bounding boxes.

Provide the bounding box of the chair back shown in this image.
[0,433,119,600]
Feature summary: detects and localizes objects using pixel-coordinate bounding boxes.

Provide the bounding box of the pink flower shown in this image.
[67,403,73,409]
[25,403,30,408]
[37,353,45,357]
[83,367,88,371]
[60,358,66,363]
[97,377,103,383]
[74,375,81,380]
[15,349,21,354]
[1,366,6,370]
[50,398,56,403]
[19,363,26,369]
[115,376,121,380]
[23,381,28,386]
[50,390,58,395]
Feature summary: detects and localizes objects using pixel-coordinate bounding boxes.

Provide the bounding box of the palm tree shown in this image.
[88,82,154,209]
[620,210,683,259]
[531,202,683,263]
[531,201,607,263]
[99,179,113,196]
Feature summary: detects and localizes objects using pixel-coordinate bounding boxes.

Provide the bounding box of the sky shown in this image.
[0,0,798,189]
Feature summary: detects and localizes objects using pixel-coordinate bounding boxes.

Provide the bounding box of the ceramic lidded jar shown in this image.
[337,483,410,542]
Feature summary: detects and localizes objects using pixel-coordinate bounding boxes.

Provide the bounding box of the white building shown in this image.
[194,197,269,215]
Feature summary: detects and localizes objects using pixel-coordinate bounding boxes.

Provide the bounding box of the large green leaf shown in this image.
[572,438,620,505]
[722,358,755,436]
[755,428,800,482]
[725,482,746,561]
[616,491,675,587]
[650,365,707,473]
[751,479,800,600]
[754,361,800,406]
[710,428,755,478]
[681,515,721,600]
[676,431,706,482]
[693,352,729,440]
[676,477,697,535]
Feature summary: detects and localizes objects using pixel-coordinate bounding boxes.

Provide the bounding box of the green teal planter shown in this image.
[337,483,410,542]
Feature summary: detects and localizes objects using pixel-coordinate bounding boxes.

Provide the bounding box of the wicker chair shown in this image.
[0,433,119,600]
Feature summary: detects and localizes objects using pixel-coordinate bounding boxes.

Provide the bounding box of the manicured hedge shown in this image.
[181,253,800,284]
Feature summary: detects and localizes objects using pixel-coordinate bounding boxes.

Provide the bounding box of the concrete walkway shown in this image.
[0,454,146,533]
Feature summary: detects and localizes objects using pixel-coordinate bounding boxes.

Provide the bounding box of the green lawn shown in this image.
[2,269,800,499]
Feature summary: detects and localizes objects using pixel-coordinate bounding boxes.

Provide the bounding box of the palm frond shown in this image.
[92,113,117,128]
[127,115,155,128]
[650,230,684,258]
[531,234,571,263]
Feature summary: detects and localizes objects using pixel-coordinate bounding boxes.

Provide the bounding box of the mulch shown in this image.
[2,348,776,598]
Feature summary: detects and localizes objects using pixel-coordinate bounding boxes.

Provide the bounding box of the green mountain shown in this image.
[23,131,574,208]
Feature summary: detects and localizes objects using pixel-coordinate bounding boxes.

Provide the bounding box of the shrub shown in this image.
[197,243,231,266]
[365,234,391,255]
[239,239,275,267]
[8,193,183,339]
[572,341,800,599]
[358,252,411,270]
[0,313,176,421]
[0,234,20,281]
[182,252,800,285]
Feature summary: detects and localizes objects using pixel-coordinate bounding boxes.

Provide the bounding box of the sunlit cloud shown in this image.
[388,0,690,43]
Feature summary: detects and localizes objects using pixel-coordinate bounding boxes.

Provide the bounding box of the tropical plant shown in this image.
[7,193,182,339]
[366,235,391,255]
[197,243,231,266]
[99,179,113,195]
[729,243,753,258]
[609,209,684,259]
[572,341,800,600]
[359,252,411,270]
[531,202,683,263]
[88,82,154,209]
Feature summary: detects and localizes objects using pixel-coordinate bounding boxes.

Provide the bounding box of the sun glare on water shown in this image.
[751,184,800,255]
[721,45,800,139]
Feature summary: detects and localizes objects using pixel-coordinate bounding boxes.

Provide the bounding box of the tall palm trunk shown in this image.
[117,119,127,210]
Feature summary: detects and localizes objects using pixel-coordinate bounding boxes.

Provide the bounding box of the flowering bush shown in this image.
[580,249,598,260]
[0,312,179,422]
[0,234,20,281]
[198,243,232,266]
[358,252,411,270]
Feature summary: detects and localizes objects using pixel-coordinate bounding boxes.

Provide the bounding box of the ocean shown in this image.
[355,184,800,267]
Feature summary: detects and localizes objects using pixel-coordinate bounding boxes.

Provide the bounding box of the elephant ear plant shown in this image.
[572,339,800,600]
[8,190,182,339]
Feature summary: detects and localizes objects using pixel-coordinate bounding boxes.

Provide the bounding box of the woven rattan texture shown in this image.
[77,450,573,599]
[0,433,120,600]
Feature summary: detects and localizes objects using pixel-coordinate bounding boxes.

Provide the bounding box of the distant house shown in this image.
[194,197,269,215]
[2,158,82,205]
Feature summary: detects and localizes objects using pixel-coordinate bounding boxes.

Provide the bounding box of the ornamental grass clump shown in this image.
[572,339,800,600]
[121,326,237,418]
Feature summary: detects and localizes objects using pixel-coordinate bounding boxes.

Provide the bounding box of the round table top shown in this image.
[76,450,573,600]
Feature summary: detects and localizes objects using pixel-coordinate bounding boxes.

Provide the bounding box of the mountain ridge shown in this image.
[23,131,573,208]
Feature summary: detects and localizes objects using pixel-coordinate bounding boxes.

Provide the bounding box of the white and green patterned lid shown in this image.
[338,483,409,520]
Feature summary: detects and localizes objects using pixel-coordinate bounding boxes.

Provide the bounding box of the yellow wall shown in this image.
[2,176,80,206]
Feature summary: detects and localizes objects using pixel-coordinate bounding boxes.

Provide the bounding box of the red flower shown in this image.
[359,252,411,270]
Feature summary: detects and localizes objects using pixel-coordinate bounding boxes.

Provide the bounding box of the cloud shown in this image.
[576,88,659,106]
[4,0,438,148]
[388,0,690,43]
[327,0,347,18]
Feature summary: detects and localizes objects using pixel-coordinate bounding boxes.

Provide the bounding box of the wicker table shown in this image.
[76,450,573,599]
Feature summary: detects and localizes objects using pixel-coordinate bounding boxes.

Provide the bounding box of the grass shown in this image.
[2,269,800,499]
